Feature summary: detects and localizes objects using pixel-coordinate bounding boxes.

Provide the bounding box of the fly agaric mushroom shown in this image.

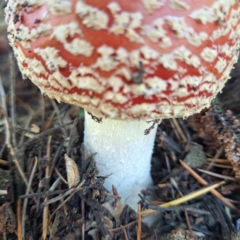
[5,0,240,209]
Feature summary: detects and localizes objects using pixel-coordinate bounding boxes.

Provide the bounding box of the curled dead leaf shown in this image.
[25,124,40,138]
[64,154,80,189]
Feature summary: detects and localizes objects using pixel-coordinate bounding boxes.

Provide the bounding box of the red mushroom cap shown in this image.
[5,0,240,119]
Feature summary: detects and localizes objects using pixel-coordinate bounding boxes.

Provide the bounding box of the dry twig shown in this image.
[184,208,192,233]
[17,199,23,240]
[7,143,37,203]
[197,168,237,181]
[180,160,240,215]
[120,225,129,240]
[22,157,38,239]
[137,204,141,240]
[42,136,52,240]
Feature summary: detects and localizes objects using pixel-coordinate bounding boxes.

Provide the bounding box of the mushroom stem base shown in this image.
[84,111,159,210]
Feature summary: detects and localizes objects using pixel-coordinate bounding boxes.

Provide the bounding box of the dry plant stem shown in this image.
[120,225,128,240]
[19,114,33,146]
[0,159,8,166]
[16,96,34,114]
[197,168,237,181]
[41,189,76,207]
[60,195,68,216]
[0,76,10,151]
[0,106,12,138]
[207,163,232,169]
[170,177,183,197]
[46,178,65,214]
[50,99,67,137]
[172,118,187,142]
[44,110,56,131]
[179,118,191,141]
[108,213,150,233]
[225,198,240,204]
[41,180,83,207]
[57,173,68,216]
[158,181,188,188]
[49,180,85,220]
[0,190,7,195]
[17,198,23,240]
[41,95,46,131]
[9,52,16,146]
[49,145,63,179]
[170,119,181,141]
[180,160,240,215]
[184,208,192,233]
[81,200,85,240]
[164,153,171,172]
[22,157,38,239]
[7,143,37,203]
[108,221,137,232]
[84,111,159,210]
[137,204,141,240]
[54,167,68,185]
[19,190,65,199]
[185,207,210,215]
[49,177,61,192]
[66,117,80,156]
[46,178,67,214]
[205,147,223,173]
[207,158,231,163]
[2,231,6,240]
[42,136,52,240]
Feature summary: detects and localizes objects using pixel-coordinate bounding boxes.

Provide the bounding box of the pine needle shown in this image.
[141,181,225,216]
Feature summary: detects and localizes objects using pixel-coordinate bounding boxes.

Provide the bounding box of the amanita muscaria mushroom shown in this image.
[5,0,240,209]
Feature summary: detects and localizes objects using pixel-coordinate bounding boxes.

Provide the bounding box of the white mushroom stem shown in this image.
[84,111,159,210]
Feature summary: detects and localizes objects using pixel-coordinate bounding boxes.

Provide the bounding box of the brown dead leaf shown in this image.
[64,154,80,189]
[0,202,16,233]
[25,124,40,138]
